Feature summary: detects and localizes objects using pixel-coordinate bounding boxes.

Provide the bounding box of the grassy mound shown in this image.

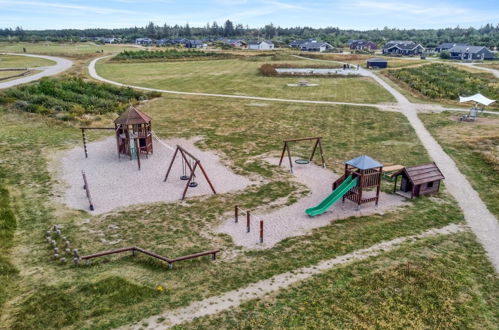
[0,77,160,121]
[112,49,232,62]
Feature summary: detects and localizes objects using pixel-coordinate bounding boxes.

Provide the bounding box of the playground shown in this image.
[56,136,251,214]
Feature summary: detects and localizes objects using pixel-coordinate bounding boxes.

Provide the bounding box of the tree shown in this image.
[224,20,234,37]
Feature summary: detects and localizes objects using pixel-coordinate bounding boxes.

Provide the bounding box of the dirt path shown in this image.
[0,53,73,89]
[122,224,464,329]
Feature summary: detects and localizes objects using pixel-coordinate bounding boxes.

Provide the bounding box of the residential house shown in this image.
[382,41,425,56]
[435,42,468,52]
[185,39,206,49]
[135,38,153,46]
[300,41,334,52]
[349,40,377,50]
[289,38,316,48]
[248,40,275,50]
[448,45,494,60]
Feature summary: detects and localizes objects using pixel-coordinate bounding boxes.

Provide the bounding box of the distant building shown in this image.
[289,38,316,48]
[367,58,388,69]
[435,42,468,52]
[300,41,334,52]
[135,38,153,46]
[185,40,206,49]
[248,40,275,50]
[448,45,494,60]
[382,41,425,56]
[349,40,377,50]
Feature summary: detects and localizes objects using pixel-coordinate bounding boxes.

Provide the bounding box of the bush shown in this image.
[440,51,451,60]
[112,49,231,62]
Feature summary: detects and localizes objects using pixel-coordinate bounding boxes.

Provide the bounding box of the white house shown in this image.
[248,40,275,50]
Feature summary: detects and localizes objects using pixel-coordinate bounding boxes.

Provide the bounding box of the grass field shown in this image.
[477,62,499,70]
[1,94,485,329]
[0,70,31,80]
[96,57,396,104]
[180,232,499,329]
[0,54,55,68]
[0,42,140,59]
[419,112,499,219]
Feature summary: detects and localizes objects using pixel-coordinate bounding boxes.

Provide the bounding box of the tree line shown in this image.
[1,21,498,48]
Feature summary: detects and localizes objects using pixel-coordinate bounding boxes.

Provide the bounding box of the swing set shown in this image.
[163,145,217,200]
[278,137,325,173]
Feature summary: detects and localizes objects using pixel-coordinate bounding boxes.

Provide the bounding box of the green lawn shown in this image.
[0,94,476,329]
[0,42,140,58]
[0,54,55,68]
[180,231,499,329]
[419,112,499,219]
[96,57,396,104]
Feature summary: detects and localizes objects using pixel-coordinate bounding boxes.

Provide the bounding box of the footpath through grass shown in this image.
[179,231,499,329]
[96,57,395,104]
[0,95,489,329]
[419,112,499,219]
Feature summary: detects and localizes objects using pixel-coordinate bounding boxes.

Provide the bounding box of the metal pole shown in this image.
[246,211,250,233]
[235,206,238,223]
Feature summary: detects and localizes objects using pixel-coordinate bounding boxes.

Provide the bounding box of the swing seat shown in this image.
[189,182,198,188]
[180,175,190,180]
[295,159,310,165]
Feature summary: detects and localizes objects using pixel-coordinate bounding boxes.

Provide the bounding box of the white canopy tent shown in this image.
[459,93,496,106]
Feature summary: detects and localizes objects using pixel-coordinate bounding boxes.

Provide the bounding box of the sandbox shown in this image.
[217,158,406,249]
[57,137,252,214]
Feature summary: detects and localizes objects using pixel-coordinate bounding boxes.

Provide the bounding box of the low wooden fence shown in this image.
[81,246,219,270]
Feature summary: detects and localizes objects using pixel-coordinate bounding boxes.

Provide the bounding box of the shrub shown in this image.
[440,51,451,60]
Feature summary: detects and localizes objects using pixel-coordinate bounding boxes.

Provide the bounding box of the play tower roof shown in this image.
[114,105,152,125]
[345,155,383,170]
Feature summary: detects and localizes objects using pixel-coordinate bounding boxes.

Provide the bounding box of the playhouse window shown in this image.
[427,181,434,188]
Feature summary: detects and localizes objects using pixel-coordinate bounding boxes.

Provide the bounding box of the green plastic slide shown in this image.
[306,175,358,217]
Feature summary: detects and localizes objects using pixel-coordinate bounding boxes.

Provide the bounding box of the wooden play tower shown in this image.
[114,105,153,159]
[333,155,383,209]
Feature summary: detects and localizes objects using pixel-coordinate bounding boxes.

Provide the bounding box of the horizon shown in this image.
[0,0,498,31]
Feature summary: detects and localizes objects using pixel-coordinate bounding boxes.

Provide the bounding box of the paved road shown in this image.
[90,55,499,272]
[0,53,73,89]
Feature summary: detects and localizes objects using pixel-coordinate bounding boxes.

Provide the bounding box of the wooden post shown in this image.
[134,138,141,170]
[197,161,217,195]
[278,142,287,167]
[235,206,238,223]
[375,168,381,205]
[318,138,326,168]
[81,128,88,158]
[286,142,293,173]
[246,211,250,233]
[182,161,199,200]
[82,171,94,211]
[163,147,179,181]
[260,220,263,243]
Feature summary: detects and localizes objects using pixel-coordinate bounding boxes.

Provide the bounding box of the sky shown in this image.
[0,0,498,30]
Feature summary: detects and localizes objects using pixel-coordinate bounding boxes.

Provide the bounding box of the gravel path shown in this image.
[366,69,499,272]
[0,53,73,89]
[124,223,464,329]
[56,137,252,214]
[218,158,405,249]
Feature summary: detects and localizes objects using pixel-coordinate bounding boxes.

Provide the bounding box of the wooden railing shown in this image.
[81,247,219,270]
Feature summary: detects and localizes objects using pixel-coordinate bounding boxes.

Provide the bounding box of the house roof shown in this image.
[367,57,387,62]
[448,45,488,54]
[301,41,332,49]
[114,105,152,125]
[384,41,423,50]
[345,155,383,170]
[437,42,468,49]
[394,162,444,186]
[249,40,274,46]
